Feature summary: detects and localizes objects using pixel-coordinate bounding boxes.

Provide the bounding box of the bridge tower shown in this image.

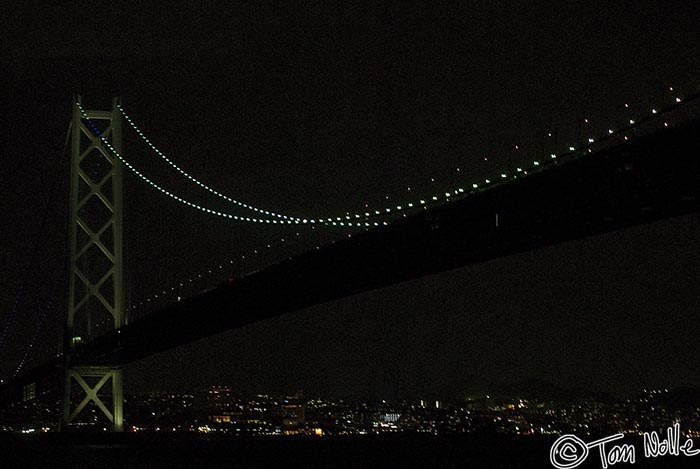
[60,96,124,431]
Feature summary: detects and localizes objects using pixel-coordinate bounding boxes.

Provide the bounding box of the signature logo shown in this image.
[549,423,699,468]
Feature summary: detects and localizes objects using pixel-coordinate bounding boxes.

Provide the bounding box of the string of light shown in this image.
[115,87,696,227]
[129,225,363,315]
[117,104,302,223]
[119,103,443,224]
[0,280,27,357]
[1,122,71,378]
[78,104,382,228]
[132,234,303,313]
[122,102,525,223]
[13,297,52,379]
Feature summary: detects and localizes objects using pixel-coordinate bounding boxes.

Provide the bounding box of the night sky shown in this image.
[2,2,700,399]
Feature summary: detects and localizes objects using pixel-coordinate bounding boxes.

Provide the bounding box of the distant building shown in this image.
[194,385,237,426]
[280,390,306,431]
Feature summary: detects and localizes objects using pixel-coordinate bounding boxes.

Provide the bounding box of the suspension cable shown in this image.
[116,89,699,227]
[79,104,382,228]
[0,121,71,376]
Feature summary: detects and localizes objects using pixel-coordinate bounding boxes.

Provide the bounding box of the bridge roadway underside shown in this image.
[4,118,700,401]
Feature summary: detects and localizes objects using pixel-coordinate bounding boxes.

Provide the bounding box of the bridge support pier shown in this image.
[62,367,123,431]
[60,96,125,432]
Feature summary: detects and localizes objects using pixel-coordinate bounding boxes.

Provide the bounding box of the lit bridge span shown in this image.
[4,116,700,408]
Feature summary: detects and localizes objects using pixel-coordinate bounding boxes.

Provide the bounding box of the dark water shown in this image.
[1,433,699,469]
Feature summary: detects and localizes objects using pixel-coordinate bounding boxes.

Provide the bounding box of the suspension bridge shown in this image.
[1,89,700,432]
